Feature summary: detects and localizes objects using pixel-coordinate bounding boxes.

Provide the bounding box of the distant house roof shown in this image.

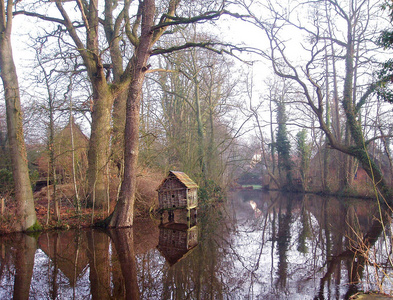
[157,171,198,191]
[59,116,89,143]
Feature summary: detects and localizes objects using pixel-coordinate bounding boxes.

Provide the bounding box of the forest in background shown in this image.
[1,0,393,232]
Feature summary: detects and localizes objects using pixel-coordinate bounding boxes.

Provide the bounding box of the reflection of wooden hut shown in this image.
[157,171,198,221]
[157,223,198,266]
[38,231,89,286]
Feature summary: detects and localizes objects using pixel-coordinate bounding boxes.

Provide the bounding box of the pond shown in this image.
[1,190,393,299]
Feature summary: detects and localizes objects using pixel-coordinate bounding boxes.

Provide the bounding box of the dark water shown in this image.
[1,191,392,299]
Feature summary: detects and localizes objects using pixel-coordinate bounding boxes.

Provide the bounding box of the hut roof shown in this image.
[157,171,198,190]
[157,244,197,266]
[59,116,89,143]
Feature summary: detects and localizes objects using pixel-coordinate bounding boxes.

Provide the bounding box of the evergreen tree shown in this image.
[377,1,393,102]
[276,101,292,188]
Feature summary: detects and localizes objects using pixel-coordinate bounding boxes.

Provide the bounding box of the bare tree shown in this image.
[35,53,60,222]
[240,0,393,201]
[18,0,245,214]
[0,0,38,231]
[144,31,243,188]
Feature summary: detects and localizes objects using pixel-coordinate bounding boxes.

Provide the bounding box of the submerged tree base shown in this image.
[94,213,114,228]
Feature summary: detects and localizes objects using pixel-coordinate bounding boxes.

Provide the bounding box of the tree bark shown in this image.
[0,0,38,231]
[86,84,112,209]
[104,0,128,172]
[108,0,155,227]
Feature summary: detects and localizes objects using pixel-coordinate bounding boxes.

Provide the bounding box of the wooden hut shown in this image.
[157,171,198,221]
[157,222,198,266]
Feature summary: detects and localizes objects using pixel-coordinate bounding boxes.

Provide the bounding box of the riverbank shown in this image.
[234,183,379,201]
[0,175,161,234]
[0,180,380,234]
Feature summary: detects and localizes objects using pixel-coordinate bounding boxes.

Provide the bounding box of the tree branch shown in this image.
[124,0,139,47]
[14,10,66,25]
[76,0,90,30]
[145,68,177,74]
[151,42,254,64]
[151,0,180,44]
[365,135,393,146]
[152,10,250,32]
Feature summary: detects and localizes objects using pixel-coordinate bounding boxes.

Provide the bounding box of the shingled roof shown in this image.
[157,171,198,190]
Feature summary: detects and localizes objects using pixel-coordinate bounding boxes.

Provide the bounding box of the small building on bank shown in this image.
[157,171,198,223]
[157,171,198,211]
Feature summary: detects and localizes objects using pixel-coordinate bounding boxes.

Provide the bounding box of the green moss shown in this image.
[25,220,42,233]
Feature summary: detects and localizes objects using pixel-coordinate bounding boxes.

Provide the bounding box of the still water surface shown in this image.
[1,191,393,299]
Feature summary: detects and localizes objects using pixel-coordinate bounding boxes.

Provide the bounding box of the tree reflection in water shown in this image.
[0,191,393,299]
[13,234,37,300]
[108,228,139,300]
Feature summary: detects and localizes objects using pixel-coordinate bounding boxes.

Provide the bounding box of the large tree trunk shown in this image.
[87,83,113,209]
[108,0,155,227]
[104,2,128,195]
[84,0,113,209]
[0,0,38,231]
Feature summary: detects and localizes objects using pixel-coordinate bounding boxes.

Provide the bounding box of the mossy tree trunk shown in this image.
[276,100,293,189]
[0,0,38,231]
[340,23,392,199]
[104,0,128,180]
[107,0,193,227]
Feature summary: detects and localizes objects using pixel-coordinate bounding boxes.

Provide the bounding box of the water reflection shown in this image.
[0,191,393,299]
[157,223,198,266]
[39,231,89,298]
[108,229,139,299]
[13,234,37,300]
